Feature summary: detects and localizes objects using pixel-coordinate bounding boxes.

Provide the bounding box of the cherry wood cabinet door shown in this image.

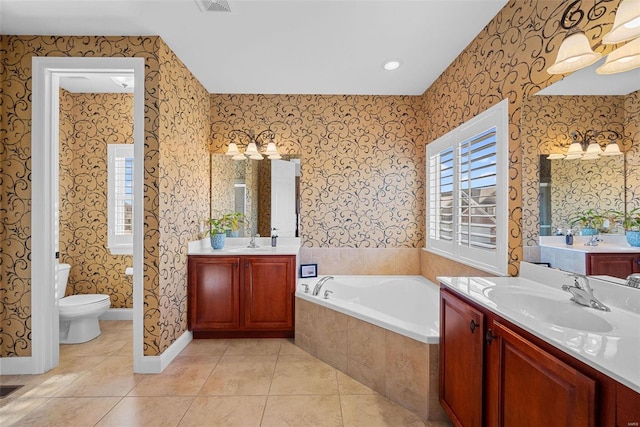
[243,256,295,330]
[440,289,485,427]
[188,256,240,330]
[487,320,596,427]
[586,253,640,279]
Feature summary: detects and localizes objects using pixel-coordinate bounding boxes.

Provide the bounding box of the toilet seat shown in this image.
[59,294,110,317]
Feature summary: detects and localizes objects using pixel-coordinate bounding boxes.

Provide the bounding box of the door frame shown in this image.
[31,57,145,373]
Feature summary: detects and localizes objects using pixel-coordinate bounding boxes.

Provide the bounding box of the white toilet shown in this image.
[57,263,111,344]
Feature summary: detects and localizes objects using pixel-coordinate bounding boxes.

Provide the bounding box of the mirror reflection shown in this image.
[210,154,301,238]
[521,62,640,246]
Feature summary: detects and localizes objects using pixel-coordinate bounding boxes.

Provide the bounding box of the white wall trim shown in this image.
[99,308,134,321]
[0,357,37,375]
[135,330,193,374]
[31,56,145,375]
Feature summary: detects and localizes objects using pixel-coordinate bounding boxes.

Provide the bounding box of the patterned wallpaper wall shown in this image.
[0,35,208,358]
[210,154,236,217]
[626,91,640,210]
[59,90,134,308]
[417,0,622,276]
[155,41,210,355]
[210,94,425,248]
[521,95,628,245]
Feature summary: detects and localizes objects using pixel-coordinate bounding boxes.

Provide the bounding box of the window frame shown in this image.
[107,143,134,255]
[425,99,509,276]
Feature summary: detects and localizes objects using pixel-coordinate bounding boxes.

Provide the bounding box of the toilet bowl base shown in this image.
[60,317,101,344]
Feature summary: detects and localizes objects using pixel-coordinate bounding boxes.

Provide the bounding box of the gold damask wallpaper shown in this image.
[0,35,209,358]
[418,0,622,277]
[626,91,640,210]
[210,94,425,248]
[59,90,134,308]
[521,95,629,245]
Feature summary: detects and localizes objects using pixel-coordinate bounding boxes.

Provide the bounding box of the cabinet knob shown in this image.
[486,329,497,345]
[469,320,479,333]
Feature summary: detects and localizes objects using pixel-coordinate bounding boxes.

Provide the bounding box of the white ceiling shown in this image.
[0,0,508,95]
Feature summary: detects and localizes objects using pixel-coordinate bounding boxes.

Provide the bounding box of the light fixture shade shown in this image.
[226,141,240,156]
[264,141,280,155]
[245,142,260,156]
[547,153,565,160]
[248,154,264,160]
[585,141,604,156]
[602,141,623,156]
[566,141,585,156]
[596,37,640,74]
[564,154,583,160]
[547,31,602,74]
[581,153,600,160]
[232,153,246,161]
[602,0,640,44]
[268,154,282,160]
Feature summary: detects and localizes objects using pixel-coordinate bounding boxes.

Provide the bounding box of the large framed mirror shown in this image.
[210,154,301,238]
[522,62,640,248]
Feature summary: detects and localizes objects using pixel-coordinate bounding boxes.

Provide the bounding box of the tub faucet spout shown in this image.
[313,276,334,296]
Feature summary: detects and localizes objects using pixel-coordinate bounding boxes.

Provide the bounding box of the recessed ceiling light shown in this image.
[383,60,401,71]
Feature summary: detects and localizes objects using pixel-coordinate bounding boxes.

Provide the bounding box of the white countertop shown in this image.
[438,262,640,393]
[188,237,300,256]
[539,235,640,253]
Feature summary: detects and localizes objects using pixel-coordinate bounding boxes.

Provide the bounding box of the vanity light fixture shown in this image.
[547,130,623,160]
[225,128,282,161]
[548,0,640,75]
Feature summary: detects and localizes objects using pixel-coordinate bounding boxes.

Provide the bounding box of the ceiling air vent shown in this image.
[196,0,231,12]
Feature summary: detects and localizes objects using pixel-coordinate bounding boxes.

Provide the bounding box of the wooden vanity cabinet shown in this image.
[439,287,639,427]
[188,255,296,338]
[586,253,640,279]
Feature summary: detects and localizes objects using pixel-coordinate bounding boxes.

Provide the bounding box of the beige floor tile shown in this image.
[128,356,219,396]
[95,396,194,427]
[0,397,50,425]
[178,396,266,427]
[262,395,343,427]
[337,371,376,395]
[198,355,276,396]
[12,396,120,427]
[56,356,142,397]
[340,394,427,427]
[269,354,338,395]
[179,339,230,356]
[223,338,283,356]
[60,331,130,358]
[279,338,310,355]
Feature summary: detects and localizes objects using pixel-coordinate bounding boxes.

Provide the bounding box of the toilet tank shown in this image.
[57,263,71,299]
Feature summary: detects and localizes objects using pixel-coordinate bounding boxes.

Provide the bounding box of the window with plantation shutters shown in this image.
[108,144,134,255]
[426,99,508,276]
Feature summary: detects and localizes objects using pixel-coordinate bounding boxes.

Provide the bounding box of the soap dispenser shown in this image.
[565,229,573,246]
[271,228,278,247]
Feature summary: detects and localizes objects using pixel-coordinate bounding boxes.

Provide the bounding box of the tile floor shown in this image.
[0,321,452,426]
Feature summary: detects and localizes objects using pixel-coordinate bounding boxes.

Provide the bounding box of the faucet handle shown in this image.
[323,290,333,299]
[301,283,309,293]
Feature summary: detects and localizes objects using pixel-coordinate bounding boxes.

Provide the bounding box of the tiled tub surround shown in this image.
[295,275,447,421]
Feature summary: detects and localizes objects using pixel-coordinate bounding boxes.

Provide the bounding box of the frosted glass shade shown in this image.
[245,142,260,156]
[585,141,604,156]
[547,153,565,160]
[226,141,240,156]
[232,154,246,161]
[264,141,280,155]
[602,141,623,156]
[548,31,602,74]
[597,37,640,74]
[566,141,585,156]
[602,0,640,44]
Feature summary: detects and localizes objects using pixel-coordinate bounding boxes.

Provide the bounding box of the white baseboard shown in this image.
[134,330,192,374]
[0,356,37,375]
[100,308,133,321]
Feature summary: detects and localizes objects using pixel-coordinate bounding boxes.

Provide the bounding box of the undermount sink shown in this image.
[483,287,614,333]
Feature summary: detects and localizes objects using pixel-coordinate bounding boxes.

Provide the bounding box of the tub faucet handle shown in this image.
[323,290,333,299]
[301,283,309,293]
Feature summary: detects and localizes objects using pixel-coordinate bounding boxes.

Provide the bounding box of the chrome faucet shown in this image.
[625,274,640,288]
[312,276,334,296]
[584,234,603,246]
[248,233,260,248]
[561,274,610,311]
